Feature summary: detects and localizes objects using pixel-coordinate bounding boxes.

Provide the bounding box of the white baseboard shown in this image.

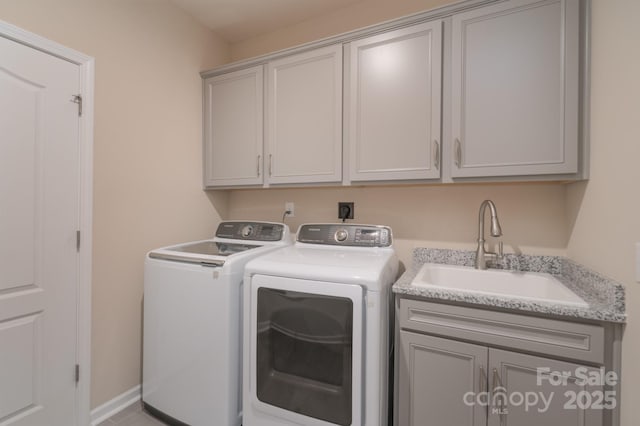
[90,385,141,425]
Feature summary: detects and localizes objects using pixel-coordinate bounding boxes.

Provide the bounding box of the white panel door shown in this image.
[451,0,579,178]
[348,21,442,182]
[204,65,264,187]
[266,45,343,184]
[0,36,80,426]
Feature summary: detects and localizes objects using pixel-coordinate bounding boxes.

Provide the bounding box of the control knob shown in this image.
[241,225,254,237]
[334,229,348,242]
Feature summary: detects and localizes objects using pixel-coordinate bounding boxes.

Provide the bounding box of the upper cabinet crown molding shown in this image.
[202,0,589,189]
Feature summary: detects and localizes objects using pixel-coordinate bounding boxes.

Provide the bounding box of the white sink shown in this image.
[411,263,588,307]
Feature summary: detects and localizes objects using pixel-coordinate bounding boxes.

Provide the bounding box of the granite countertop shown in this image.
[393,248,626,323]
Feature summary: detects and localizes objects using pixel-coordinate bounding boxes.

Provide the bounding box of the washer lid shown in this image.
[147,221,291,266]
[149,241,261,266]
[170,241,260,256]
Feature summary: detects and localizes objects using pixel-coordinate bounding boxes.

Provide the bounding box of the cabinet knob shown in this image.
[433,139,440,170]
[269,154,273,176]
[257,155,261,176]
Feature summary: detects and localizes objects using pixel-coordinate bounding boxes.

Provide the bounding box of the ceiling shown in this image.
[169,0,364,43]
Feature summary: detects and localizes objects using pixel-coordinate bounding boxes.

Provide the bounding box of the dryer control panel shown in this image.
[297,224,392,247]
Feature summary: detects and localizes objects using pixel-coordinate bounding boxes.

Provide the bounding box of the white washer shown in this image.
[242,224,399,426]
[143,221,291,426]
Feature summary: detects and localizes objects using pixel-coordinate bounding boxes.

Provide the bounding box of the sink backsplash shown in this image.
[413,248,564,274]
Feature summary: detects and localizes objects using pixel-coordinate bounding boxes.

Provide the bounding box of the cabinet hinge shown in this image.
[76,230,81,252]
[75,364,80,384]
[71,94,83,117]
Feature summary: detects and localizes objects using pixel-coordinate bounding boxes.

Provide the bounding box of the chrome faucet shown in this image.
[475,200,503,270]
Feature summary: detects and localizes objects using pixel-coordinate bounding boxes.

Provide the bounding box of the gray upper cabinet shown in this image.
[202,0,587,188]
[203,65,264,187]
[450,0,580,178]
[347,21,443,182]
[266,45,343,185]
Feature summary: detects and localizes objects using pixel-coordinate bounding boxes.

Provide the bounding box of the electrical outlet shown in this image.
[338,202,354,220]
[285,202,295,218]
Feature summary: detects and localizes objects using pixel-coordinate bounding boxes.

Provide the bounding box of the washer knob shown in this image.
[335,229,348,242]
[241,225,254,237]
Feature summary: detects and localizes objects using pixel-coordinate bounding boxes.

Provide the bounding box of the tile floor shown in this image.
[97,402,167,426]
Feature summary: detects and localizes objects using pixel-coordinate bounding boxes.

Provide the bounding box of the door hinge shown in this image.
[76,230,81,252]
[75,364,80,384]
[71,94,83,117]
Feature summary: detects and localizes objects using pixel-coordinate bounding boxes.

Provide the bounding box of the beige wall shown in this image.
[566,0,640,424]
[231,0,455,61]
[0,0,230,408]
[229,184,568,268]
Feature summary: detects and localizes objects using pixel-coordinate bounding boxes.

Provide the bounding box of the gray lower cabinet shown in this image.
[487,349,602,426]
[396,299,617,426]
[398,331,487,426]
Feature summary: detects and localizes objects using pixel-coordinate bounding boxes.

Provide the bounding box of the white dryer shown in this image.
[242,224,399,426]
[142,221,291,426]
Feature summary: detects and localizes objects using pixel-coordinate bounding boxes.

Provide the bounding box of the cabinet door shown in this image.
[266,45,342,184]
[203,66,264,187]
[398,331,488,426]
[488,348,603,426]
[348,21,442,182]
[450,0,579,178]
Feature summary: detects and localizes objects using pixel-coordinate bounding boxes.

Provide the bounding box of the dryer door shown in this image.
[249,275,364,426]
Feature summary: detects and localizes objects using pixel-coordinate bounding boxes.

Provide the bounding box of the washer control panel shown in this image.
[215,221,285,241]
[297,224,392,247]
